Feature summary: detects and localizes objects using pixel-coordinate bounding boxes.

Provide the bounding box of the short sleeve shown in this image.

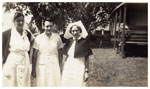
[33,38,39,50]
[57,35,64,49]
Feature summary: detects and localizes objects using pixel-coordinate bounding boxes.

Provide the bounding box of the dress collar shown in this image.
[12,27,27,39]
[72,36,82,41]
[43,32,53,40]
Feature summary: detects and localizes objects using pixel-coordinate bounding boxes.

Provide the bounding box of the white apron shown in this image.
[61,41,86,87]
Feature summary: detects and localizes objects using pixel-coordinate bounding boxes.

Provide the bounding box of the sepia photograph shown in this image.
[2,2,148,87]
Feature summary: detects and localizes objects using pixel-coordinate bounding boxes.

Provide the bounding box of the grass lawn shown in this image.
[87,48,148,87]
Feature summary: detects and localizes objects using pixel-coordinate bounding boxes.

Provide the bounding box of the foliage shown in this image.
[3,2,120,32]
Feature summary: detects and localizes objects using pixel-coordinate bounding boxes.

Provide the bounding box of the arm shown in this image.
[31,48,38,77]
[84,56,90,82]
[58,48,63,72]
[85,56,89,71]
[57,34,65,73]
[2,30,12,78]
[2,30,11,65]
[2,32,6,65]
[61,54,68,72]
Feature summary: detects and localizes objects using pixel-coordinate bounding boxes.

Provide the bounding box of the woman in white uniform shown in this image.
[31,19,63,87]
[2,12,33,87]
[61,21,93,87]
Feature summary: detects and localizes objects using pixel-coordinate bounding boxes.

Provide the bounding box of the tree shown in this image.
[3,2,120,33]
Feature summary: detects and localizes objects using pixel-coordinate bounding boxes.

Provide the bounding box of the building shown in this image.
[109,3,148,58]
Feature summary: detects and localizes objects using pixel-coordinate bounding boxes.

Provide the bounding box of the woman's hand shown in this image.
[84,71,89,82]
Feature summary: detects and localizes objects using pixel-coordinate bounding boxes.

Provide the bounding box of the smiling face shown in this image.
[14,16,24,31]
[70,25,81,38]
[44,21,54,36]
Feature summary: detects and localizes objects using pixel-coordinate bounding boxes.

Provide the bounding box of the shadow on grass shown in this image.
[90,42,113,49]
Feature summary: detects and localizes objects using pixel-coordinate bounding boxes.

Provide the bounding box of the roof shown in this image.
[110,2,125,16]
[110,2,147,16]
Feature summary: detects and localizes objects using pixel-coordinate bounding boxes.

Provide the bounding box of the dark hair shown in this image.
[43,17,55,26]
[70,25,82,34]
[13,12,24,22]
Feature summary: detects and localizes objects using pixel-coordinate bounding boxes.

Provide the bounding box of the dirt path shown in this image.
[88,48,147,87]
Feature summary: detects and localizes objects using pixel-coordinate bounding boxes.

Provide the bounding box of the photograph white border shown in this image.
[0,0,149,88]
